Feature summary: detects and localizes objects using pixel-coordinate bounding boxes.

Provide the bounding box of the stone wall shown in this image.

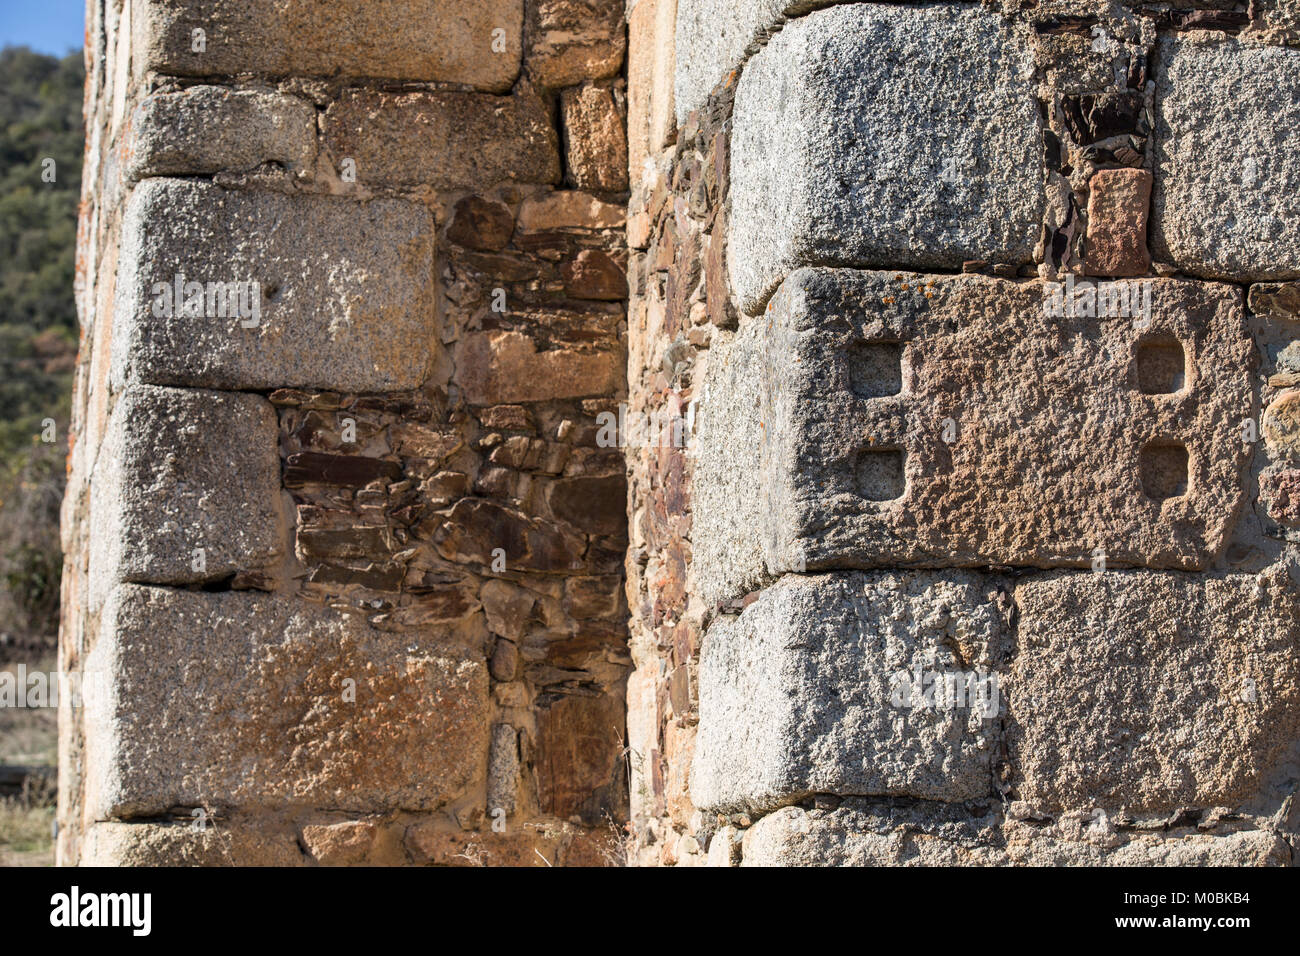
[66,0,1300,867]
[62,0,632,866]
[624,0,1300,866]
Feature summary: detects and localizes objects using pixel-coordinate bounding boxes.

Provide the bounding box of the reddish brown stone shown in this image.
[308,562,406,591]
[284,452,403,488]
[705,207,736,329]
[550,475,627,534]
[1263,469,1300,526]
[458,330,621,405]
[561,249,629,300]
[407,585,476,620]
[391,423,464,462]
[297,527,392,560]
[490,639,519,681]
[432,498,586,573]
[535,692,626,822]
[561,84,629,193]
[527,0,626,88]
[480,405,533,431]
[1084,168,1152,277]
[446,196,515,251]
[563,576,624,619]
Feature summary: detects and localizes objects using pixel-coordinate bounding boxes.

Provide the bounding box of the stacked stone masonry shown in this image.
[624,0,1300,867]
[64,0,1300,866]
[64,0,633,866]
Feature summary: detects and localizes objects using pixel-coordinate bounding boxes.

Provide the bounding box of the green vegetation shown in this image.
[0,46,83,653]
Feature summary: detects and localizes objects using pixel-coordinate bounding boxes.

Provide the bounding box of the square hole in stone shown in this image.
[856,448,906,501]
[848,341,903,398]
[1136,337,1186,394]
[1140,441,1189,501]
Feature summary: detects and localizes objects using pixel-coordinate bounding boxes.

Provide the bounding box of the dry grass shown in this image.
[0,656,58,866]
[0,800,55,866]
[0,657,58,766]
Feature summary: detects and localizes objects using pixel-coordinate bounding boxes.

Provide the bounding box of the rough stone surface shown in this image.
[85,585,490,820]
[458,330,622,405]
[1009,568,1300,814]
[527,0,627,88]
[691,572,1007,815]
[80,820,307,867]
[1151,35,1300,281]
[126,86,317,180]
[738,803,1291,867]
[673,0,839,124]
[694,269,1254,606]
[1084,169,1152,277]
[516,190,625,231]
[323,89,561,191]
[1249,280,1300,321]
[133,0,524,91]
[487,724,520,815]
[628,0,677,176]
[1263,390,1300,461]
[561,84,630,193]
[727,5,1043,313]
[111,179,436,392]
[88,385,281,609]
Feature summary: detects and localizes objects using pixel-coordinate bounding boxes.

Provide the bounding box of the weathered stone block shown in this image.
[1151,36,1300,281]
[88,385,281,609]
[674,0,839,124]
[323,89,560,191]
[1008,568,1300,813]
[561,84,629,193]
[1084,169,1152,278]
[727,5,1043,313]
[126,87,317,180]
[457,330,621,405]
[694,269,1254,606]
[111,179,436,392]
[691,572,1007,815]
[133,0,524,91]
[80,820,307,866]
[737,804,1291,866]
[85,586,490,820]
[628,0,677,175]
[527,0,627,88]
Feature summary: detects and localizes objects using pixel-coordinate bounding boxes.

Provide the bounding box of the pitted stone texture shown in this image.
[323,89,561,191]
[691,572,1007,815]
[528,0,627,88]
[111,179,435,392]
[126,87,317,180]
[738,804,1291,866]
[673,0,838,124]
[88,385,280,610]
[1151,36,1300,281]
[1009,568,1300,814]
[728,5,1043,314]
[739,801,1006,867]
[80,820,306,866]
[85,586,489,820]
[694,269,1253,606]
[133,0,524,91]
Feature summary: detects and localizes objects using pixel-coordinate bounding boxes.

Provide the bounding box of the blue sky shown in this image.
[1,1,86,55]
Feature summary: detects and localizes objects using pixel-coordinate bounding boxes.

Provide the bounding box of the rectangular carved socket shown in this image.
[692,269,1254,606]
[1136,336,1186,394]
[848,341,903,398]
[856,448,905,501]
[1140,441,1190,501]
